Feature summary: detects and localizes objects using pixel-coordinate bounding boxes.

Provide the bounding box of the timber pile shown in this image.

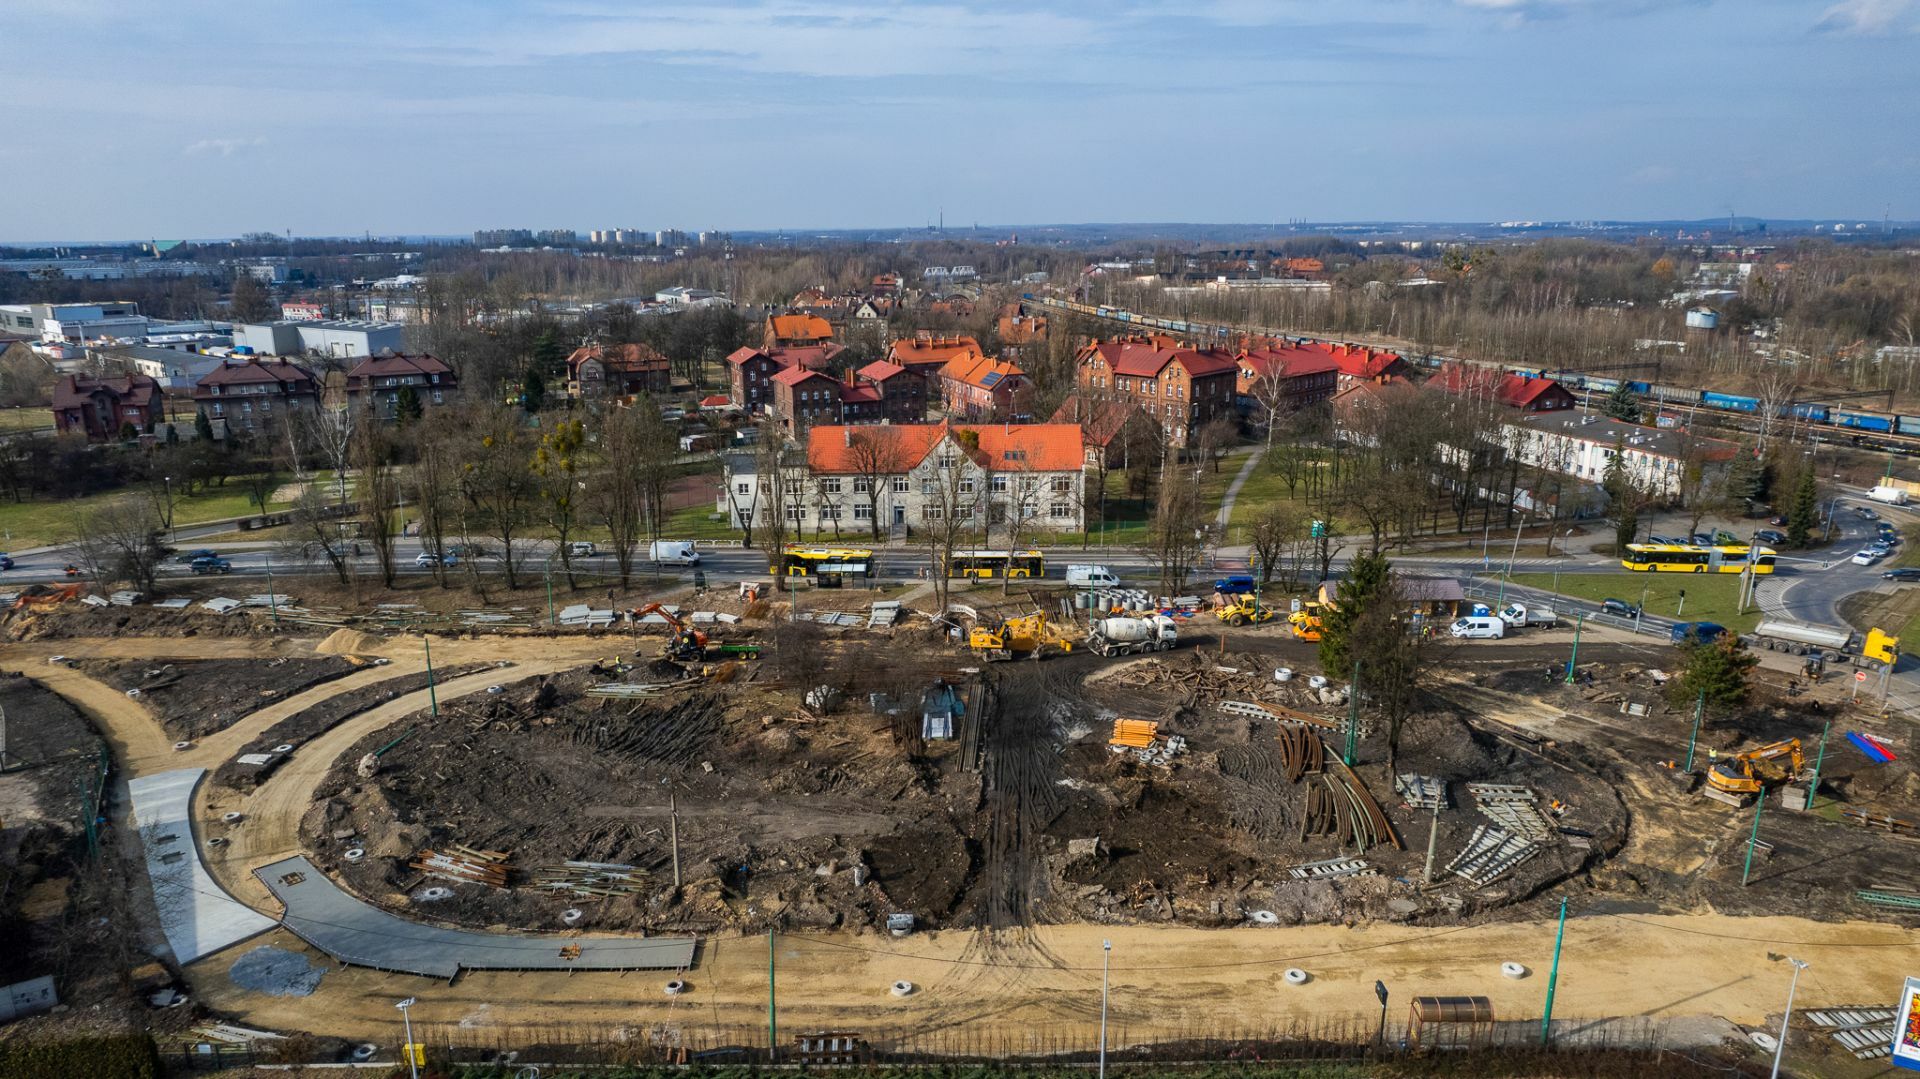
[531,861,647,898]
[1844,809,1915,834]
[411,845,509,888]
[1109,719,1159,749]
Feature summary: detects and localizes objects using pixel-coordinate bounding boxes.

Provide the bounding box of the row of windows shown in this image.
[786,474,1075,497]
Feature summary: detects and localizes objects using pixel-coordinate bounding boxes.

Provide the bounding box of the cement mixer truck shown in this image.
[1085,614,1179,657]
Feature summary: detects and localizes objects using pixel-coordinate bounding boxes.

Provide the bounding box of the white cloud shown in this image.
[1815,0,1917,34]
[183,136,265,157]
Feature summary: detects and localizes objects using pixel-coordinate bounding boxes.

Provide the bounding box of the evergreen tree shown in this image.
[531,330,566,376]
[1718,444,1765,512]
[1604,439,1637,548]
[522,368,546,414]
[1615,499,1639,550]
[1319,549,1390,675]
[193,409,215,444]
[1602,381,1641,422]
[395,384,424,425]
[1667,638,1758,712]
[1786,465,1819,548]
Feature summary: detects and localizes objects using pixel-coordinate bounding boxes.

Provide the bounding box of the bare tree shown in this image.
[1194,415,1240,474]
[531,417,587,588]
[1249,501,1309,587]
[353,418,401,587]
[407,412,458,587]
[1140,456,1207,594]
[917,433,980,615]
[1352,573,1443,774]
[844,426,908,541]
[1246,365,1298,445]
[281,483,352,584]
[753,429,795,574]
[590,406,646,588]
[68,497,166,592]
[458,404,538,590]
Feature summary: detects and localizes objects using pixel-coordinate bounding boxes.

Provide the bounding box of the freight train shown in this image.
[1032,296,1920,448]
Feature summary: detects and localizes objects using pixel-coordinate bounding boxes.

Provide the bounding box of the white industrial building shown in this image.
[233,319,404,358]
[1,301,150,342]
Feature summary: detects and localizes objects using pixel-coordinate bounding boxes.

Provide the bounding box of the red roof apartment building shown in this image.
[937,350,1027,421]
[768,362,928,434]
[728,343,849,413]
[1427,364,1577,413]
[51,373,164,441]
[192,358,322,439]
[1235,344,1341,415]
[764,313,835,349]
[1073,337,1239,447]
[887,334,983,379]
[565,343,671,399]
[344,353,458,420]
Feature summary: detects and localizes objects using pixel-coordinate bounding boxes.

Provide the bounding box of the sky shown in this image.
[7,0,1918,240]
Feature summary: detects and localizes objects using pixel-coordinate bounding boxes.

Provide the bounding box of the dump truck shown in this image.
[969,613,1075,661]
[1086,614,1178,657]
[1288,602,1326,642]
[1215,595,1278,627]
[1747,619,1855,657]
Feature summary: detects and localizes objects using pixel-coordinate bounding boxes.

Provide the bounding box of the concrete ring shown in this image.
[891,981,915,997]
[1283,968,1310,985]
[665,979,687,996]
[1501,962,1528,980]
[1249,910,1279,925]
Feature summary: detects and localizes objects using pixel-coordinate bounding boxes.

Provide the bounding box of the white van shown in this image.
[568,541,598,558]
[1450,615,1507,640]
[648,540,701,565]
[1065,564,1120,587]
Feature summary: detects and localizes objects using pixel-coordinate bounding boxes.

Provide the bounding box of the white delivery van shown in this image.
[648,540,701,565]
[568,541,598,557]
[1868,485,1911,506]
[1065,564,1120,587]
[1450,615,1507,640]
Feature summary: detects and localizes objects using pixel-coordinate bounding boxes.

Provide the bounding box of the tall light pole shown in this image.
[1768,956,1808,1079]
[395,997,419,1079]
[1099,939,1112,1079]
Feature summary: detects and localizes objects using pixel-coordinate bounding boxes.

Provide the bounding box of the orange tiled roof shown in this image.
[768,313,833,340]
[938,350,1024,391]
[888,335,982,367]
[806,422,1082,473]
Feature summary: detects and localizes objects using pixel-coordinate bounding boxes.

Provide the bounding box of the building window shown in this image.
[822,477,842,494]
[854,504,873,521]
[922,505,943,521]
[1050,503,1072,519]
[853,477,872,494]
[820,505,841,520]
[955,505,974,520]
[991,475,1008,493]
[735,482,751,495]
[1019,476,1036,492]
[892,477,909,493]
[784,480,804,497]
[959,479,976,494]
[786,507,807,521]
[1051,476,1072,494]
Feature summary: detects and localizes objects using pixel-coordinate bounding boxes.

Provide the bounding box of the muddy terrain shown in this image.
[77,656,358,738]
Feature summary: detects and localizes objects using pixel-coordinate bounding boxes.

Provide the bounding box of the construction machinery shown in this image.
[1706,738,1805,796]
[627,603,759,662]
[1288,602,1326,642]
[1086,614,1178,657]
[969,613,1075,661]
[1215,595,1277,627]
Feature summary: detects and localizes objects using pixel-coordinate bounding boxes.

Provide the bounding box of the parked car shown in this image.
[1449,615,1507,639]
[1882,568,1920,581]
[176,548,219,564]
[568,541,599,558]
[1213,574,1256,595]
[1601,598,1642,619]
[0,553,13,571]
[1649,535,1682,546]
[189,556,232,575]
[1857,506,1881,520]
[414,550,457,567]
[1851,549,1882,566]
[1754,529,1787,545]
[1769,515,1788,526]
[1689,533,1715,545]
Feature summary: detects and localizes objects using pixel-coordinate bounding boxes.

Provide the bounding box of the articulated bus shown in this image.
[774,545,875,586]
[1621,543,1776,574]
[944,549,1046,579]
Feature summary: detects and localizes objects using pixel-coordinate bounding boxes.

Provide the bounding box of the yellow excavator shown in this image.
[1215,594,1278,627]
[1705,739,1804,796]
[969,613,1075,661]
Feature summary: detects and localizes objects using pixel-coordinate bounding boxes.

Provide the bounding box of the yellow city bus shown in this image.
[1621,543,1776,574]
[775,545,875,585]
[944,549,1046,579]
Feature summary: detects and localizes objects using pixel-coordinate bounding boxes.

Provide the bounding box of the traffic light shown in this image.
[1865,628,1900,664]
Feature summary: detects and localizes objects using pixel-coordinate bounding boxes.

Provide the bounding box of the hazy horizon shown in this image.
[9,0,1917,240]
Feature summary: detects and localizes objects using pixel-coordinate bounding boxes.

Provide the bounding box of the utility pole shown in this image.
[1343,660,1361,765]
[423,636,438,718]
[1422,800,1440,884]
[1564,612,1585,684]
[1540,896,1568,1045]
[1742,791,1766,886]
[1098,940,1112,1079]
[265,553,280,628]
[1495,518,1524,608]
[1807,721,1831,809]
[767,927,778,1062]
[1683,690,1704,772]
[1769,957,1809,1079]
[669,793,681,889]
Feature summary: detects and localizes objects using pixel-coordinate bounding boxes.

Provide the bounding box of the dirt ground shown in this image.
[74,656,358,738]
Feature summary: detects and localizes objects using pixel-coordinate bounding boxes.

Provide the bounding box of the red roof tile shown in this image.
[857,360,909,382]
[770,365,835,388]
[1080,338,1239,379]
[806,422,1082,473]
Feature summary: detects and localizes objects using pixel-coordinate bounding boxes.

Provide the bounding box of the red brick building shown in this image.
[51,373,163,441]
[1427,364,1577,413]
[1073,337,1239,447]
[937,350,1027,420]
[1235,344,1340,420]
[728,344,848,413]
[192,358,321,439]
[564,343,671,399]
[1049,398,1161,468]
[764,313,834,349]
[854,360,927,423]
[887,334,983,380]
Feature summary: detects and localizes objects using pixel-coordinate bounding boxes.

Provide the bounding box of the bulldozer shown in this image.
[1288,602,1326,642]
[969,612,1075,662]
[1705,738,1805,796]
[1215,594,1277,628]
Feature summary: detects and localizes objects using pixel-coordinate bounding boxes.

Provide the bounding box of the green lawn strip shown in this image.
[1504,571,1763,634]
[0,409,51,434]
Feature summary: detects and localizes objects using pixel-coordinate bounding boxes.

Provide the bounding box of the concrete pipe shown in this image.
[1749,1032,1778,1052]
[221,812,244,824]
[351,1044,377,1061]
[486,685,505,694]
[417,886,452,902]
[891,981,915,997]
[172,741,193,751]
[126,688,141,698]
[1501,962,1528,980]
[1248,910,1280,925]
[342,848,366,863]
[272,744,295,754]
[664,979,687,996]
[1283,968,1310,985]
[561,908,584,925]
[1273,667,1293,682]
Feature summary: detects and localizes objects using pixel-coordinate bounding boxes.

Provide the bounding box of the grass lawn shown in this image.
[0,480,298,550]
[1505,571,1764,634]
[0,409,51,435]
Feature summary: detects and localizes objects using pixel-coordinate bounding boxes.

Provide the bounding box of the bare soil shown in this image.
[75,656,358,739]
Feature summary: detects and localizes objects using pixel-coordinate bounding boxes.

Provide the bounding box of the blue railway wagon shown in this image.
[1899,415,1920,436]
[1702,391,1759,412]
[1582,376,1621,393]
[1787,403,1829,421]
[1649,384,1699,404]
[1833,409,1894,432]
[1625,380,1653,394]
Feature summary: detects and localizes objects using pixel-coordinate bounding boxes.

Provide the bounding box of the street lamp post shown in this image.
[1564,612,1585,684]
[395,997,419,1079]
[1768,957,1809,1079]
[1374,980,1389,1054]
[1099,940,1112,1079]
